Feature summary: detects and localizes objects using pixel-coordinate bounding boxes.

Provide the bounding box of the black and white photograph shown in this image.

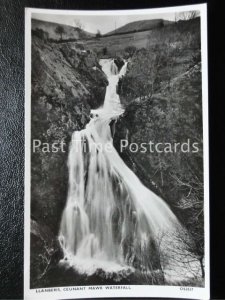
[24,5,209,299]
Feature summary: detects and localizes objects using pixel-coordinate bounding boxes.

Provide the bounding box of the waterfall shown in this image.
[58,59,199,281]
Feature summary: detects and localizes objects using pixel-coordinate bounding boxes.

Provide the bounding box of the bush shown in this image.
[124,46,137,57]
[95,30,102,38]
[76,43,85,50]
[32,29,49,41]
[102,47,108,56]
[55,25,65,40]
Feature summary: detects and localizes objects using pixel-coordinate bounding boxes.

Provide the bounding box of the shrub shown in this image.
[124,46,137,57]
[55,25,65,40]
[32,28,48,41]
[102,47,108,56]
[95,30,102,38]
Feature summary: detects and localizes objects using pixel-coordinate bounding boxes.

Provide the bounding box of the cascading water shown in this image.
[59,59,199,281]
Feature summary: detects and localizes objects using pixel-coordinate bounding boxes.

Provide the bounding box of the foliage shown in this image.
[116,19,204,279]
[119,44,177,101]
[175,11,199,22]
[102,47,108,56]
[73,19,84,30]
[96,29,102,38]
[55,25,65,40]
[124,45,137,57]
[32,28,49,41]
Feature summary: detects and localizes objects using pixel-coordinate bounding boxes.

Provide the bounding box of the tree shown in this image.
[96,29,102,38]
[55,25,65,40]
[73,19,84,30]
[33,28,45,40]
[159,227,205,280]
[124,46,137,57]
[173,171,205,278]
[176,11,199,21]
[102,47,107,56]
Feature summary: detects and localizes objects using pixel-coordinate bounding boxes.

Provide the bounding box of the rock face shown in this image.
[31,36,108,284]
[113,57,124,71]
[115,51,203,237]
[30,219,63,288]
[114,58,205,279]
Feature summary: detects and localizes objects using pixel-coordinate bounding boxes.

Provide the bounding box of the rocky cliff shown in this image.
[115,43,204,276]
[30,35,107,286]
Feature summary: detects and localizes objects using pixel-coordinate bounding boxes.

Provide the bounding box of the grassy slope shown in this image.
[79,17,200,57]
[106,19,173,35]
[85,30,152,56]
[32,19,94,41]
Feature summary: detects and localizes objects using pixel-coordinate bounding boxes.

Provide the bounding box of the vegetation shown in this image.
[175,11,199,22]
[96,29,102,38]
[32,28,49,41]
[106,18,170,36]
[115,15,204,279]
[73,19,84,30]
[83,17,200,58]
[124,46,137,58]
[55,25,65,40]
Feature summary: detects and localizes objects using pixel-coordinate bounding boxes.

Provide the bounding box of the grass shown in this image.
[69,18,200,58]
[65,30,152,57]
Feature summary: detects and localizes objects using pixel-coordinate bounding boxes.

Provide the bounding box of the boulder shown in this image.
[114,57,124,72]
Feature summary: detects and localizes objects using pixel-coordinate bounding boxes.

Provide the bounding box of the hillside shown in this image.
[30,35,108,287]
[113,16,203,281]
[83,17,200,57]
[32,19,94,41]
[105,19,173,36]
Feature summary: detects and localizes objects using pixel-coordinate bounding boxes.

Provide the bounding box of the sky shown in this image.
[32,12,176,34]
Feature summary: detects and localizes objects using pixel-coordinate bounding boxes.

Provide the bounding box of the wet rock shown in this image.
[30,219,63,288]
[114,57,124,72]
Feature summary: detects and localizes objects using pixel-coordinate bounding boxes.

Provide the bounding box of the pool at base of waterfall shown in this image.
[33,257,202,288]
[59,256,134,278]
[36,262,167,288]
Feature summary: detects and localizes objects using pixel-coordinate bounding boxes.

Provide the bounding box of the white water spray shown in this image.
[59,59,200,281]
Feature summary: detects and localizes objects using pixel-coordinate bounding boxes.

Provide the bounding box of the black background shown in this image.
[0,0,224,299]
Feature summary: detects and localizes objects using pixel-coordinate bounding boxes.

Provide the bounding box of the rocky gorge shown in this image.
[30,16,204,287]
